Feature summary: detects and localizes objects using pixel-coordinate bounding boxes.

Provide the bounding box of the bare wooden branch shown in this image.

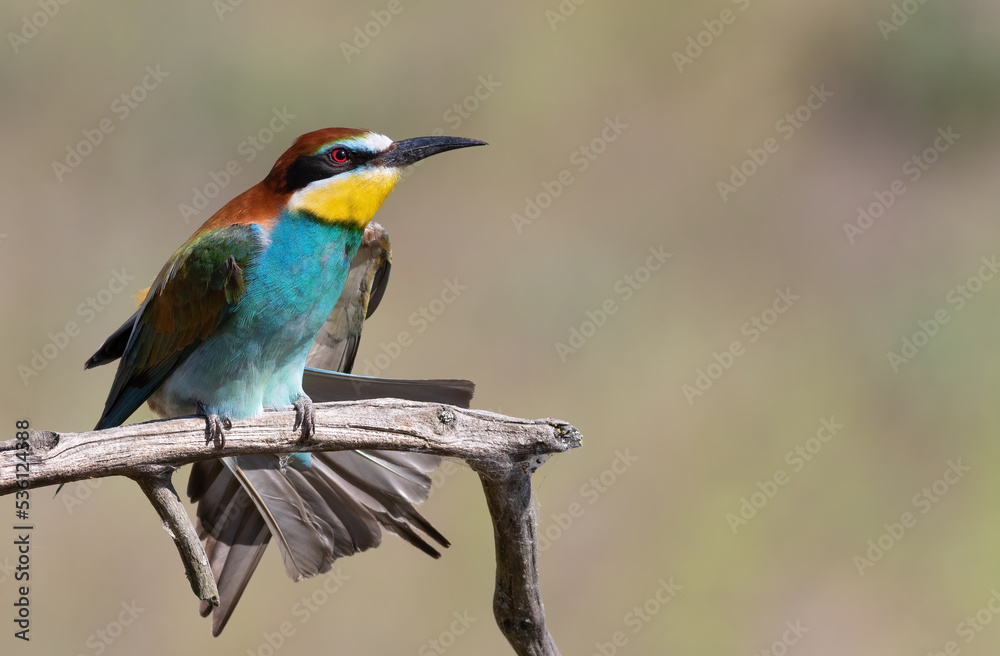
[475,460,563,656]
[0,399,582,656]
[132,470,220,607]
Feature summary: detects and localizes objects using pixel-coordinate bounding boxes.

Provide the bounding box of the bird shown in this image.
[84,128,485,633]
[91,220,476,633]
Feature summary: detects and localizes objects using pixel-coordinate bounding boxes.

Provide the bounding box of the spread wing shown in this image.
[306,221,391,372]
[94,224,263,429]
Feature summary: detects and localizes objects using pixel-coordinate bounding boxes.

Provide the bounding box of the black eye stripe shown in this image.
[285,155,335,192]
[284,147,381,193]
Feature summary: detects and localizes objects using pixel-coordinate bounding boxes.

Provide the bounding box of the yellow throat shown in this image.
[289,166,401,228]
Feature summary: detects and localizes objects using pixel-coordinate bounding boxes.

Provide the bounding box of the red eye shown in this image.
[331,148,349,163]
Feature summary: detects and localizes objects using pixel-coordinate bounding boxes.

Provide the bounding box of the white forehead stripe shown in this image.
[338,132,393,154]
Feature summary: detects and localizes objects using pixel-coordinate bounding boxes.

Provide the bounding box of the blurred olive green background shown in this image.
[3,0,1000,654]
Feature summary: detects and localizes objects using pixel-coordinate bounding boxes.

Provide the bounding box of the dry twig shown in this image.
[0,399,581,656]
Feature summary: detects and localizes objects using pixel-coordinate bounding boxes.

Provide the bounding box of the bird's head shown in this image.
[265,128,486,228]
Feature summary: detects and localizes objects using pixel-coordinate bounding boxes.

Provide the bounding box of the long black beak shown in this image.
[378,136,487,168]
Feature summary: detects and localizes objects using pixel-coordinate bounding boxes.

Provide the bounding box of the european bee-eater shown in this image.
[84,128,485,633]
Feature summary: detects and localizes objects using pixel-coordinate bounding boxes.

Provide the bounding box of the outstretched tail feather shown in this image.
[223,456,333,581]
[290,464,383,556]
[370,511,441,559]
[198,507,270,636]
[187,441,455,587]
[302,367,474,407]
[189,460,271,635]
[185,375,472,633]
[318,450,449,549]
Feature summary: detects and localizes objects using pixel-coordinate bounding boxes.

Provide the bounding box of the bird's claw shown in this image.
[293,396,316,440]
[198,402,231,449]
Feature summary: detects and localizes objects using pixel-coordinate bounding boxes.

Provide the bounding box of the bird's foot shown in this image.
[293,396,316,440]
[197,402,232,448]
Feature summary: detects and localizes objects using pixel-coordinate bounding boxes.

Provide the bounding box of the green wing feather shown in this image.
[95,224,262,429]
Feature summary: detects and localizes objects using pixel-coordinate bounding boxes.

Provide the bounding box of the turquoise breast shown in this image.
[155,211,364,419]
